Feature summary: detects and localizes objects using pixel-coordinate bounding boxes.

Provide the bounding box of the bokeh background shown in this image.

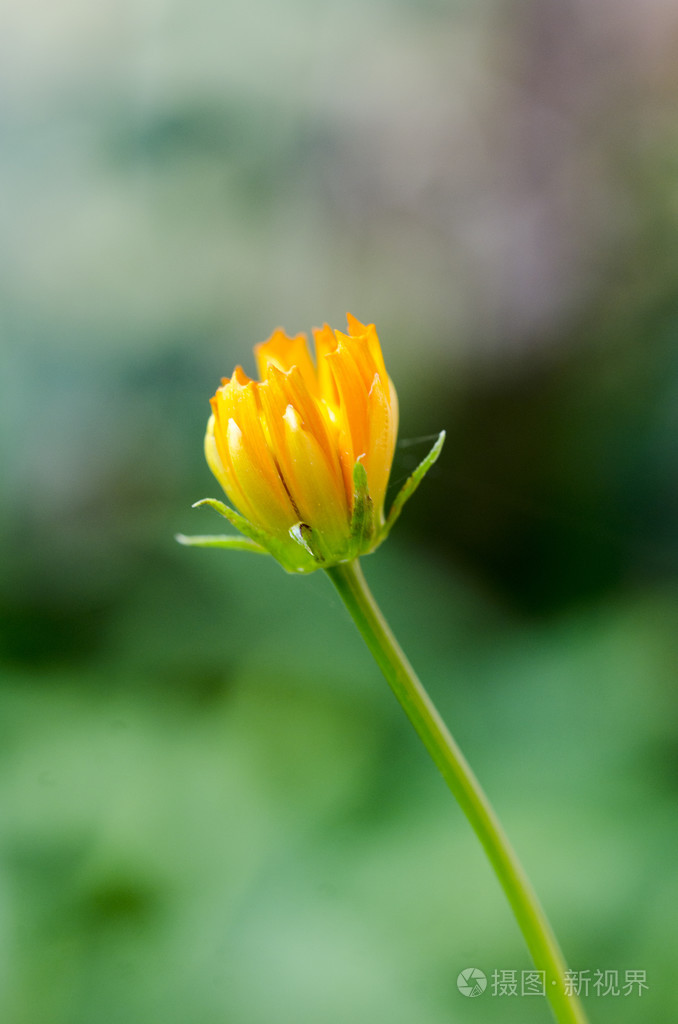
[2,0,678,1021]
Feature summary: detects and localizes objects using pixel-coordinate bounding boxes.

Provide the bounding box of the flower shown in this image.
[179,315,444,572]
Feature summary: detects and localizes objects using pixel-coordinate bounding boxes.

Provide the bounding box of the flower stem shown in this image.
[325,558,589,1024]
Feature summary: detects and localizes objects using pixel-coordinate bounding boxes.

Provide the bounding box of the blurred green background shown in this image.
[2,0,678,1021]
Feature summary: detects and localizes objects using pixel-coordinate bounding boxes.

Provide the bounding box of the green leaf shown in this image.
[382,430,445,539]
[175,533,269,554]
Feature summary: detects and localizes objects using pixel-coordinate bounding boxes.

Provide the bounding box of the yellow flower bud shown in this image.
[204,315,396,568]
[180,314,444,572]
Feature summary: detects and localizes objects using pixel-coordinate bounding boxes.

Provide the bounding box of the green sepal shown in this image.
[192,497,251,528]
[175,533,268,554]
[191,498,273,549]
[348,459,375,557]
[188,498,317,573]
[381,430,445,540]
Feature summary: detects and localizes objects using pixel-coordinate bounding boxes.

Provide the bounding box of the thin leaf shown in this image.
[382,430,446,539]
[175,533,268,554]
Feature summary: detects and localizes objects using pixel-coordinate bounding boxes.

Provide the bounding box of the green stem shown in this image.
[325,558,588,1024]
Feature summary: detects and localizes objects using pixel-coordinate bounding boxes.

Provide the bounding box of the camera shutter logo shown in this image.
[457,967,487,997]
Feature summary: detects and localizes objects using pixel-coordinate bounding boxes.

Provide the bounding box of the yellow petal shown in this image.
[345,312,368,337]
[326,341,370,460]
[312,324,340,408]
[344,315,388,383]
[227,419,298,536]
[271,365,342,476]
[208,400,264,526]
[364,372,399,521]
[327,352,372,503]
[204,414,227,490]
[211,377,298,536]
[281,404,350,544]
[255,330,318,395]
[333,331,382,393]
[257,373,349,543]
